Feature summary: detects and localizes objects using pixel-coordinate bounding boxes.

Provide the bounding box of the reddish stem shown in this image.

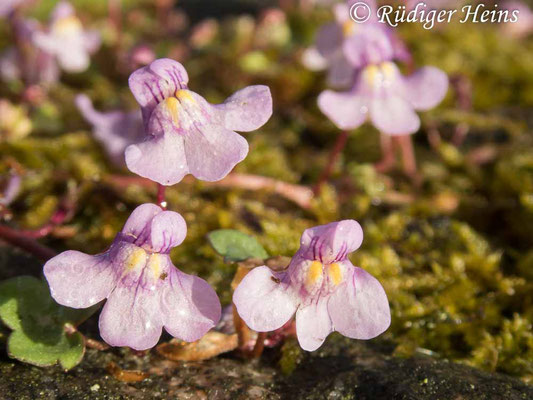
[313,130,349,195]
[156,183,167,209]
[105,173,313,209]
[0,224,57,261]
[374,133,396,173]
[251,332,267,358]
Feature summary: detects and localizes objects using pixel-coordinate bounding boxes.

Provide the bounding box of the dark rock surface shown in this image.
[1,337,531,400]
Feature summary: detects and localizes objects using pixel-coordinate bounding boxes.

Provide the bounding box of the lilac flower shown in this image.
[0,0,25,18]
[0,18,59,85]
[501,1,533,38]
[126,58,273,185]
[303,0,410,88]
[33,1,100,73]
[233,220,390,351]
[75,94,144,167]
[0,173,21,206]
[44,203,221,350]
[318,61,448,135]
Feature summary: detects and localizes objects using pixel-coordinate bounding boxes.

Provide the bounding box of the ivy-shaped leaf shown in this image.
[207,229,268,262]
[0,276,97,370]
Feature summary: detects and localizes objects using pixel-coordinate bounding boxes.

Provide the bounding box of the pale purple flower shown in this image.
[303,0,410,88]
[0,173,21,206]
[0,18,59,85]
[318,61,448,135]
[0,0,25,17]
[233,220,390,351]
[126,58,273,185]
[75,94,144,166]
[33,1,100,73]
[501,1,533,38]
[44,203,221,350]
[406,0,458,10]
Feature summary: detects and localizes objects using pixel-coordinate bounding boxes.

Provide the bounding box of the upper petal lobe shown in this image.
[217,85,272,132]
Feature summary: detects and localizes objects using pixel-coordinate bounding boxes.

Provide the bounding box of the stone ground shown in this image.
[1,337,532,400]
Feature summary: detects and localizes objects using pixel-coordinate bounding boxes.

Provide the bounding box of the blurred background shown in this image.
[0,0,532,383]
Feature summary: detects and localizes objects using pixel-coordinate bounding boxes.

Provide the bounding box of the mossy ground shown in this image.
[0,0,532,388]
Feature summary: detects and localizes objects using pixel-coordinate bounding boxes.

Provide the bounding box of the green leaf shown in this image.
[8,329,85,370]
[0,276,92,370]
[207,229,268,262]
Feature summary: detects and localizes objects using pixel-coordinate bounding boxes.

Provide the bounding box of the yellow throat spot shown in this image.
[328,263,343,286]
[175,90,195,103]
[363,64,380,85]
[53,16,82,35]
[164,97,180,126]
[380,62,396,79]
[126,248,147,271]
[342,21,356,36]
[306,261,323,288]
[147,254,164,278]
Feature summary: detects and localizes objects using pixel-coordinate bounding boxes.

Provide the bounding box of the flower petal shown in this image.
[57,46,90,72]
[318,89,367,130]
[160,266,221,342]
[148,210,187,253]
[295,296,332,351]
[328,266,391,340]
[233,266,297,332]
[128,58,189,126]
[370,93,420,135]
[217,85,272,132]
[75,94,144,166]
[326,53,355,88]
[43,250,116,308]
[99,282,164,350]
[316,23,343,59]
[125,133,189,185]
[403,66,448,111]
[183,124,249,182]
[299,220,364,264]
[342,26,394,68]
[301,47,328,71]
[121,203,162,240]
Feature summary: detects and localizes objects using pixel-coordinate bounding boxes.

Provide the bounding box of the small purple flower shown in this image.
[0,172,21,206]
[501,1,533,38]
[318,62,448,135]
[44,203,221,350]
[126,58,273,185]
[0,0,25,18]
[303,0,409,88]
[33,1,100,73]
[233,220,390,351]
[75,94,144,167]
[0,18,59,85]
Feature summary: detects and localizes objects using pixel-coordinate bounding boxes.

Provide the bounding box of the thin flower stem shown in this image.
[374,133,395,173]
[156,183,167,209]
[313,130,349,195]
[396,135,417,177]
[251,331,267,358]
[105,173,313,209]
[233,304,251,349]
[0,224,57,261]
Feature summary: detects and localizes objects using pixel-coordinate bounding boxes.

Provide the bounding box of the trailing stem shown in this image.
[313,130,349,195]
